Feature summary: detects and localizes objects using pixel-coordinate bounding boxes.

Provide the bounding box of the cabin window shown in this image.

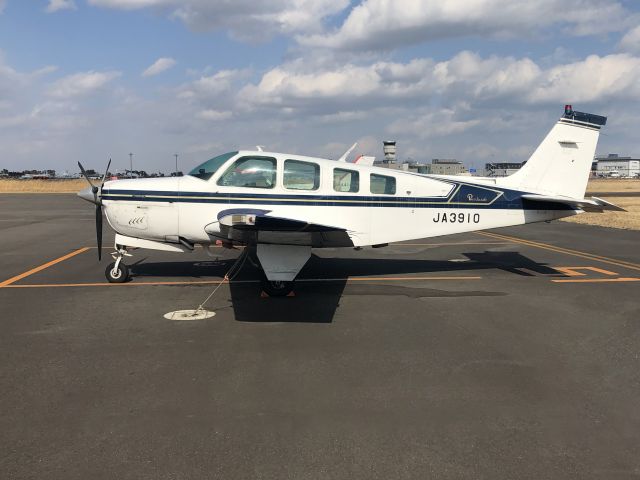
[333,168,359,193]
[284,160,320,190]
[217,156,277,189]
[370,174,396,195]
[188,151,238,180]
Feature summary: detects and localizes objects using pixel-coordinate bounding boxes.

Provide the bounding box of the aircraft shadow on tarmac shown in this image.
[130,251,555,323]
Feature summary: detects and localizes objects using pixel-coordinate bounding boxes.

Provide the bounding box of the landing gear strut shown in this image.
[260,275,295,297]
[105,246,130,283]
[255,244,310,297]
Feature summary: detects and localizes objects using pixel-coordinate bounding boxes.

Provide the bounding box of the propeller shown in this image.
[78,159,111,261]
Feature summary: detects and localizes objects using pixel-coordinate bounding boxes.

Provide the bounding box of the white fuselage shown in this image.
[100,151,577,250]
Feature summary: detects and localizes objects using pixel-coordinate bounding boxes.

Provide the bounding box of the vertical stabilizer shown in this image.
[501,106,606,199]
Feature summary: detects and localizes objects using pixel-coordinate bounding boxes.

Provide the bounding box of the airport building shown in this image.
[374,141,467,175]
[427,159,468,175]
[594,154,640,178]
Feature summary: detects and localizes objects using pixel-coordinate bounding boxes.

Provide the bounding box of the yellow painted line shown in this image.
[2,275,482,289]
[552,277,640,283]
[0,247,90,288]
[477,231,640,272]
[480,231,640,269]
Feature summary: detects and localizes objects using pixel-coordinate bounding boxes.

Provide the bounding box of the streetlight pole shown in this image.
[174,153,178,175]
[129,153,133,178]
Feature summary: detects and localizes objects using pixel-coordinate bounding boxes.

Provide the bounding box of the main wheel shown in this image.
[105,261,129,283]
[261,278,294,297]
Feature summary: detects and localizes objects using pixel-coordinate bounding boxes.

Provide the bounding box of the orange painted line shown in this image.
[0,247,90,288]
[85,245,227,249]
[4,280,232,288]
[311,276,482,282]
[397,242,511,246]
[553,266,619,277]
[477,231,640,272]
[2,275,482,289]
[552,277,640,283]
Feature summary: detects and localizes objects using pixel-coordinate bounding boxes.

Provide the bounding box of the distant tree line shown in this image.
[0,168,182,179]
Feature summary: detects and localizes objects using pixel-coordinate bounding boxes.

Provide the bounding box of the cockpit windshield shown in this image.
[188,151,238,180]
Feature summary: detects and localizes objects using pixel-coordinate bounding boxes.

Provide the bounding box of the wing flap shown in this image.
[205,208,352,248]
[215,208,345,232]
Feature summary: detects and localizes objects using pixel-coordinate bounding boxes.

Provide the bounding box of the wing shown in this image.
[205,208,354,247]
[521,194,626,212]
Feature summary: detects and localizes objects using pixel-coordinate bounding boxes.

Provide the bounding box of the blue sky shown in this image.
[0,0,639,174]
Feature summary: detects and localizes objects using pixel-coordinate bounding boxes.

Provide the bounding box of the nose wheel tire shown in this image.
[106,261,129,283]
[261,278,294,297]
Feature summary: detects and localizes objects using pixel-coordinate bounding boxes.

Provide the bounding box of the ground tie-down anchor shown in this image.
[163,250,248,321]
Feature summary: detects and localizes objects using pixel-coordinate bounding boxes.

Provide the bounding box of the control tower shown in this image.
[383,141,396,164]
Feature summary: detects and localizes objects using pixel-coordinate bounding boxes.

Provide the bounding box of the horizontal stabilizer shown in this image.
[521,194,626,212]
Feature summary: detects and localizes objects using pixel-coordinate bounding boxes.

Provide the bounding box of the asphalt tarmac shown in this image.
[1,194,639,479]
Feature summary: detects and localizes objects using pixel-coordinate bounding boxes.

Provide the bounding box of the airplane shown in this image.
[78,105,623,296]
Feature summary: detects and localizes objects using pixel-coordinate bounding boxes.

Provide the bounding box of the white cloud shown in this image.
[0,54,56,95]
[142,57,176,77]
[88,0,350,41]
[239,51,640,116]
[299,0,634,51]
[46,0,77,12]
[619,26,640,55]
[387,109,482,139]
[179,69,249,103]
[88,0,165,8]
[316,110,368,124]
[197,109,232,121]
[528,54,640,103]
[47,70,121,98]
[2,45,640,173]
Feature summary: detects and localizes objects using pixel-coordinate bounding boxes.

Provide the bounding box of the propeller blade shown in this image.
[78,161,94,187]
[78,161,99,205]
[101,158,112,187]
[96,204,103,261]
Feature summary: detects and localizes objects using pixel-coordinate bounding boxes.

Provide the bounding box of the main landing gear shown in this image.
[247,246,294,297]
[105,246,131,283]
[260,276,295,297]
[255,244,310,297]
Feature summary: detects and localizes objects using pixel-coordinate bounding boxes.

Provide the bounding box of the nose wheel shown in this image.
[105,246,131,283]
[105,261,129,283]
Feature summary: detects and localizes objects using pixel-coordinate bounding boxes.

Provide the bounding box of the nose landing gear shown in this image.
[105,246,131,283]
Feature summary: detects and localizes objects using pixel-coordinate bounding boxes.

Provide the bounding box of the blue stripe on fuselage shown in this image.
[101,188,573,210]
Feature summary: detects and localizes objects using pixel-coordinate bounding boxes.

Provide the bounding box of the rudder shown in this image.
[501,106,606,199]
